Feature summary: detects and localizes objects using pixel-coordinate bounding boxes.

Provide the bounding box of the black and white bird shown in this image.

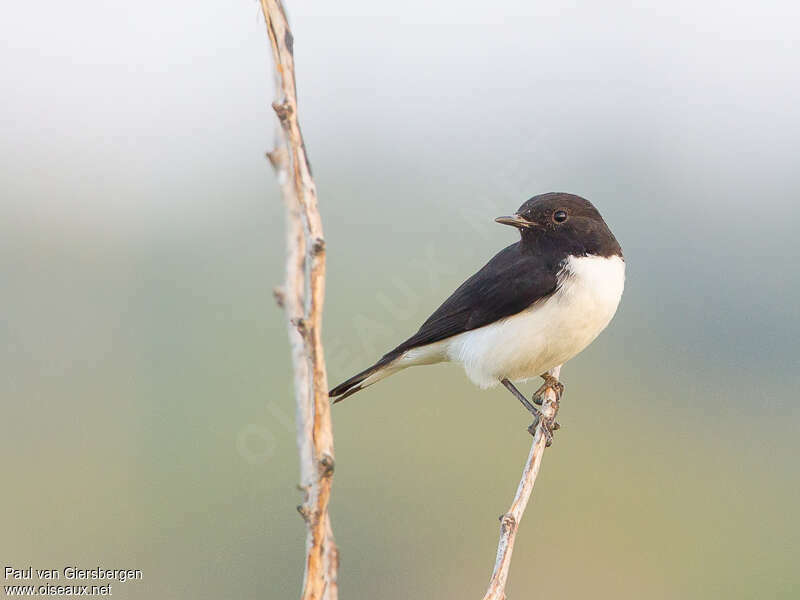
[329,193,624,432]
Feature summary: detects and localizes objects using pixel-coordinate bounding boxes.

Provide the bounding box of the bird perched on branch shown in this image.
[330,193,624,439]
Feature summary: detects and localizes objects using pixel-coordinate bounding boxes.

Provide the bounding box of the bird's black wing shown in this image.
[329,242,558,401]
[393,242,558,353]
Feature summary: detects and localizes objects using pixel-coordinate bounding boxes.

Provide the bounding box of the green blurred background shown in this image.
[2,1,799,598]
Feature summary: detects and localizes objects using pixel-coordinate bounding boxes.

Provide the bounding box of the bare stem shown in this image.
[482,365,562,600]
[260,2,337,599]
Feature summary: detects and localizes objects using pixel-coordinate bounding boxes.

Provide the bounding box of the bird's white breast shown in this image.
[442,254,625,388]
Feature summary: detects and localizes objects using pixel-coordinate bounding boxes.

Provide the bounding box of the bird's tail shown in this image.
[329,352,403,403]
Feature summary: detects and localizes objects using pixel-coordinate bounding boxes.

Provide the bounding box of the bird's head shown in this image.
[495,192,622,258]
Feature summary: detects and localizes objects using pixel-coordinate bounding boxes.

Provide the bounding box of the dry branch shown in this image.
[260,2,338,599]
[482,366,562,600]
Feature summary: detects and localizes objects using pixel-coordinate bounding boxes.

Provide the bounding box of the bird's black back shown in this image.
[329,241,560,400]
[390,241,560,355]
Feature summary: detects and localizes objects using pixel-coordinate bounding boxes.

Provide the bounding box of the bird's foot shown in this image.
[527,412,560,446]
[528,374,563,446]
[532,373,564,406]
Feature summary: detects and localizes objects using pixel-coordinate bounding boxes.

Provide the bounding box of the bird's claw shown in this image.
[527,412,560,446]
[532,374,564,406]
[528,374,563,446]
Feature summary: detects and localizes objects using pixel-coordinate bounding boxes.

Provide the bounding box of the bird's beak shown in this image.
[495,214,535,229]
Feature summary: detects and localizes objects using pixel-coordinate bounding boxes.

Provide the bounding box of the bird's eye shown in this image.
[553,210,568,223]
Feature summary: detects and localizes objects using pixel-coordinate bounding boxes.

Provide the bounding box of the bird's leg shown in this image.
[501,378,560,442]
[501,378,541,418]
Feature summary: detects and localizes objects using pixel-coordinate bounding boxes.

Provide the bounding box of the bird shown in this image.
[329,192,624,438]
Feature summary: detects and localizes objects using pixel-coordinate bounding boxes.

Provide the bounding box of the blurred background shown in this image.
[2,1,799,598]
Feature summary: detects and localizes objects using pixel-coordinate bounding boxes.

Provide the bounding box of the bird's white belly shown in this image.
[443,255,625,388]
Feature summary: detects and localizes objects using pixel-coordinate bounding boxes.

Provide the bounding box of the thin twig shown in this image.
[482,365,562,600]
[260,2,338,599]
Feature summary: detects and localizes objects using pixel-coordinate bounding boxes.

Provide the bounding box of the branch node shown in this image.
[273,286,286,308]
[319,453,335,478]
[500,513,517,535]
[272,100,293,124]
[290,317,307,335]
[297,503,311,522]
[311,237,325,255]
[266,147,287,171]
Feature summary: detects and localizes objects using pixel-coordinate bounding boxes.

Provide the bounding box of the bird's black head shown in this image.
[496,192,622,258]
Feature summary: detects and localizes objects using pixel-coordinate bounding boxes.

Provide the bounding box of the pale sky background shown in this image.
[2,2,799,599]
